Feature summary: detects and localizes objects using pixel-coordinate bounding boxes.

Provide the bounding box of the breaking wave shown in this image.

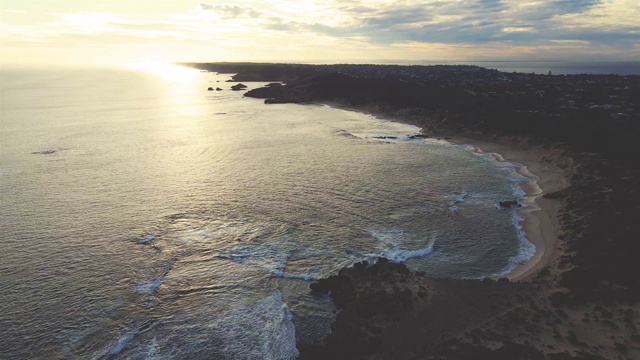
[207,291,299,360]
[136,259,175,294]
[364,229,435,263]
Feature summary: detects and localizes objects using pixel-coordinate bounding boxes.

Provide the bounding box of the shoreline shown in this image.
[198,63,639,358]
[320,101,572,282]
[444,136,570,281]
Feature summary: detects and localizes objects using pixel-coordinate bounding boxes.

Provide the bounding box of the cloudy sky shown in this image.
[1,0,638,65]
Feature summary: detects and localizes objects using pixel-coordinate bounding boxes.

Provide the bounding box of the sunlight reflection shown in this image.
[124,62,206,117]
[124,62,201,83]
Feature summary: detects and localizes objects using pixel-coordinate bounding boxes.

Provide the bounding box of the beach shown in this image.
[300,100,639,359]
[444,136,573,281]
[321,100,573,282]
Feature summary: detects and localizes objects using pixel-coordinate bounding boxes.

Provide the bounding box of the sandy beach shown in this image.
[444,136,573,281]
[323,101,573,282]
[307,109,640,359]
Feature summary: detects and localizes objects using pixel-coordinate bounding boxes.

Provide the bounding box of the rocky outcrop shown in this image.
[230,83,248,91]
[300,258,536,360]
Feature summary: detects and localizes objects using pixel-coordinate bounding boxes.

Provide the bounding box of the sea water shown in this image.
[0,64,534,359]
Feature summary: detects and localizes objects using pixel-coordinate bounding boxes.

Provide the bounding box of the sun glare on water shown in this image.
[124,62,201,83]
[123,62,206,117]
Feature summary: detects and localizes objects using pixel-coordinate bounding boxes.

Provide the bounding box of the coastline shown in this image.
[321,101,572,282]
[198,63,639,358]
[299,102,637,360]
[444,136,571,281]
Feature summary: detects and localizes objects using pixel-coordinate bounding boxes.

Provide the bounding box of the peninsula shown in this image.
[186,62,640,360]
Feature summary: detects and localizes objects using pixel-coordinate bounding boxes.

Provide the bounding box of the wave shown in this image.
[448,191,468,211]
[368,245,434,264]
[217,228,435,282]
[207,291,299,360]
[218,243,290,273]
[136,259,175,294]
[455,191,468,203]
[217,242,326,281]
[452,141,541,279]
[364,229,435,263]
[137,233,156,244]
[488,212,537,278]
[91,327,141,358]
[510,186,527,204]
[108,328,140,356]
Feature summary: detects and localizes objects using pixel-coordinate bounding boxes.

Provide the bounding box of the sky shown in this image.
[1,0,639,66]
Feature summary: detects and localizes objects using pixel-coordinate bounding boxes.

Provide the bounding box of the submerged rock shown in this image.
[499,200,521,208]
[31,150,56,155]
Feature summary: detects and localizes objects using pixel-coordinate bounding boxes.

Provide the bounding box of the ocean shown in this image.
[0,64,534,359]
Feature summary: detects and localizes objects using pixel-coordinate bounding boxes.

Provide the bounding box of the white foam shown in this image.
[364,229,435,263]
[136,260,174,294]
[458,143,539,279]
[512,184,527,200]
[276,272,317,281]
[445,191,472,211]
[508,213,537,271]
[138,233,156,244]
[139,338,166,360]
[218,243,290,275]
[108,328,139,355]
[217,241,330,281]
[489,212,537,278]
[374,245,434,263]
[210,291,299,359]
[455,191,468,203]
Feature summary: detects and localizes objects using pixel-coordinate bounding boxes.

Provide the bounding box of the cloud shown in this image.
[199,3,260,19]
[1,0,637,64]
[364,6,432,28]
[257,0,635,48]
[547,0,600,15]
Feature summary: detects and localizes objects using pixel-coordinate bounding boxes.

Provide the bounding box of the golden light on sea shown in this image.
[124,62,201,83]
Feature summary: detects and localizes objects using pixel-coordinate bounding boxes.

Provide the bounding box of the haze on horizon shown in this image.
[1,0,639,66]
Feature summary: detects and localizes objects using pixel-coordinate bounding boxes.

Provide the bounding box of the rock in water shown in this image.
[231,83,248,91]
[499,200,520,208]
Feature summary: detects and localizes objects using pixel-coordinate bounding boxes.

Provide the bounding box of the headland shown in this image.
[185,62,640,359]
